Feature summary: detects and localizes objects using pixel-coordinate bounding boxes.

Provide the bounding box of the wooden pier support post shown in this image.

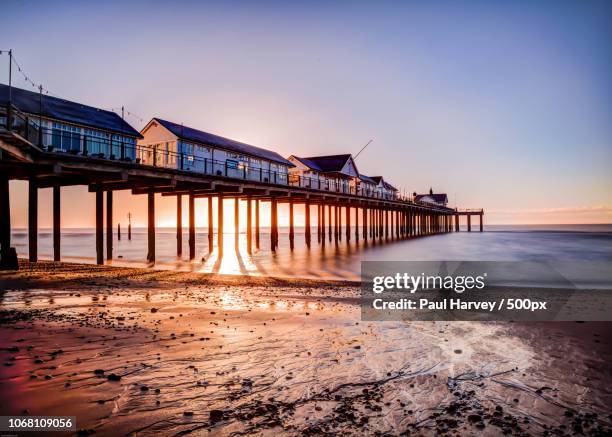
[321,202,326,244]
[28,178,38,263]
[118,223,121,241]
[0,176,14,269]
[147,192,155,263]
[255,199,260,249]
[455,214,460,232]
[246,196,252,254]
[317,204,321,243]
[234,198,240,248]
[370,208,374,239]
[479,213,483,232]
[394,210,401,238]
[208,196,213,253]
[385,210,389,240]
[338,206,342,242]
[363,207,367,240]
[345,205,350,241]
[95,188,103,264]
[355,207,359,242]
[328,205,332,242]
[218,196,224,255]
[289,200,295,250]
[176,194,182,257]
[305,199,311,248]
[106,191,113,260]
[334,205,339,244]
[270,197,278,251]
[53,185,60,261]
[374,209,378,239]
[188,193,195,259]
[467,215,472,232]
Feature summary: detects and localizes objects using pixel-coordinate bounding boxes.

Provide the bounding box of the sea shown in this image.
[8,224,612,286]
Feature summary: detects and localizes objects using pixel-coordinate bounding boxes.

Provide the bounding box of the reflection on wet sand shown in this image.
[1,263,611,436]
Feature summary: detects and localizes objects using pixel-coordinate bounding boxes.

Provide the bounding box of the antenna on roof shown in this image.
[354,139,373,160]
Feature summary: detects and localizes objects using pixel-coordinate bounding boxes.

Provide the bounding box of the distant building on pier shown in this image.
[414,188,448,206]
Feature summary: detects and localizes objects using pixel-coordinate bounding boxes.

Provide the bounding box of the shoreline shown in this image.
[1,261,611,436]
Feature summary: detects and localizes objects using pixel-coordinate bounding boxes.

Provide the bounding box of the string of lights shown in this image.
[1,49,147,123]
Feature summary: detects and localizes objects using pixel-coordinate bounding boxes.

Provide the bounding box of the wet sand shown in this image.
[1,261,611,436]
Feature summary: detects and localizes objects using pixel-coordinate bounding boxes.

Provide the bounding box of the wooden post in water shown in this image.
[289,200,294,250]
[208,196,213,253]
[28,178,38,262]
[305,199,311,248]
[328,204,332,242]
[218,196,224,255]
[118,223,121,241]
[106,191,113,260]
[270,197,278,251]
[234,198,239,248]
[354,207,359,242]
[95,189,103,264]
[338,206,342,242]
[385,210,389,240]
[467,215,472,232]
[53,185,60,261]
[345,205,350,241]
[0,176,13,269]
[479,213,483,232]
[255,199,260,249]
[455,214,460,232]
[321,202,326,245]
[188,193,195,259]
[334,205,339,244]
[246,196,252,254]
[316,204,321,243]
[147,192,155,263]
[176,194,182,256]
[363,207,367,240]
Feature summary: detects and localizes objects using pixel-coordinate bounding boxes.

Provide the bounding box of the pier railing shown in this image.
[1,103,459,210]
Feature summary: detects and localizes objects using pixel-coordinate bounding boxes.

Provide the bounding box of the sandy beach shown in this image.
[1,261,611,436]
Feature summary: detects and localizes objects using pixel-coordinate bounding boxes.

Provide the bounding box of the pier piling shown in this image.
[234,198,240,248]
[53,185,60,261]
[305,200,311,248]
[218,196,224,255]
[289,200,294,250]
[246,196,252,254]
[208,196,213,252]
[176,194,182,256]
[188,193,195,259]
[95,189,103,264]
[255,199,260,249]
[147,192,155,263]
[28,178,37,262]
[106,191,113,260]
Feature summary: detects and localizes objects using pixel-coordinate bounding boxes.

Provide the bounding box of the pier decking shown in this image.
[0,90,483,269]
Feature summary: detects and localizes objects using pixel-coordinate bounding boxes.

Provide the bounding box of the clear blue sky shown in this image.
[2,0,611,225]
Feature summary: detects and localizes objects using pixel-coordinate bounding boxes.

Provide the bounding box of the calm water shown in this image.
[10,224,612,283]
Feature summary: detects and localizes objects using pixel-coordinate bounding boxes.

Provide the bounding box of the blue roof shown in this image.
[0,84,142,138]
[154,118,294,167]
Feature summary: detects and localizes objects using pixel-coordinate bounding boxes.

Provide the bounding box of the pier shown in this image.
[0,87,483,269]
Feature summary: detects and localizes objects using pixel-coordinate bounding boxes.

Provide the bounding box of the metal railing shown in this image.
[1,103,457,211]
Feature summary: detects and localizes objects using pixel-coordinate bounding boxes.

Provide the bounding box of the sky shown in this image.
[2,0,612,227]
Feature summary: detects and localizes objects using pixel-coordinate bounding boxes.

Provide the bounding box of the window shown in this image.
[226,159,238,169]
[52,122,81,152]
